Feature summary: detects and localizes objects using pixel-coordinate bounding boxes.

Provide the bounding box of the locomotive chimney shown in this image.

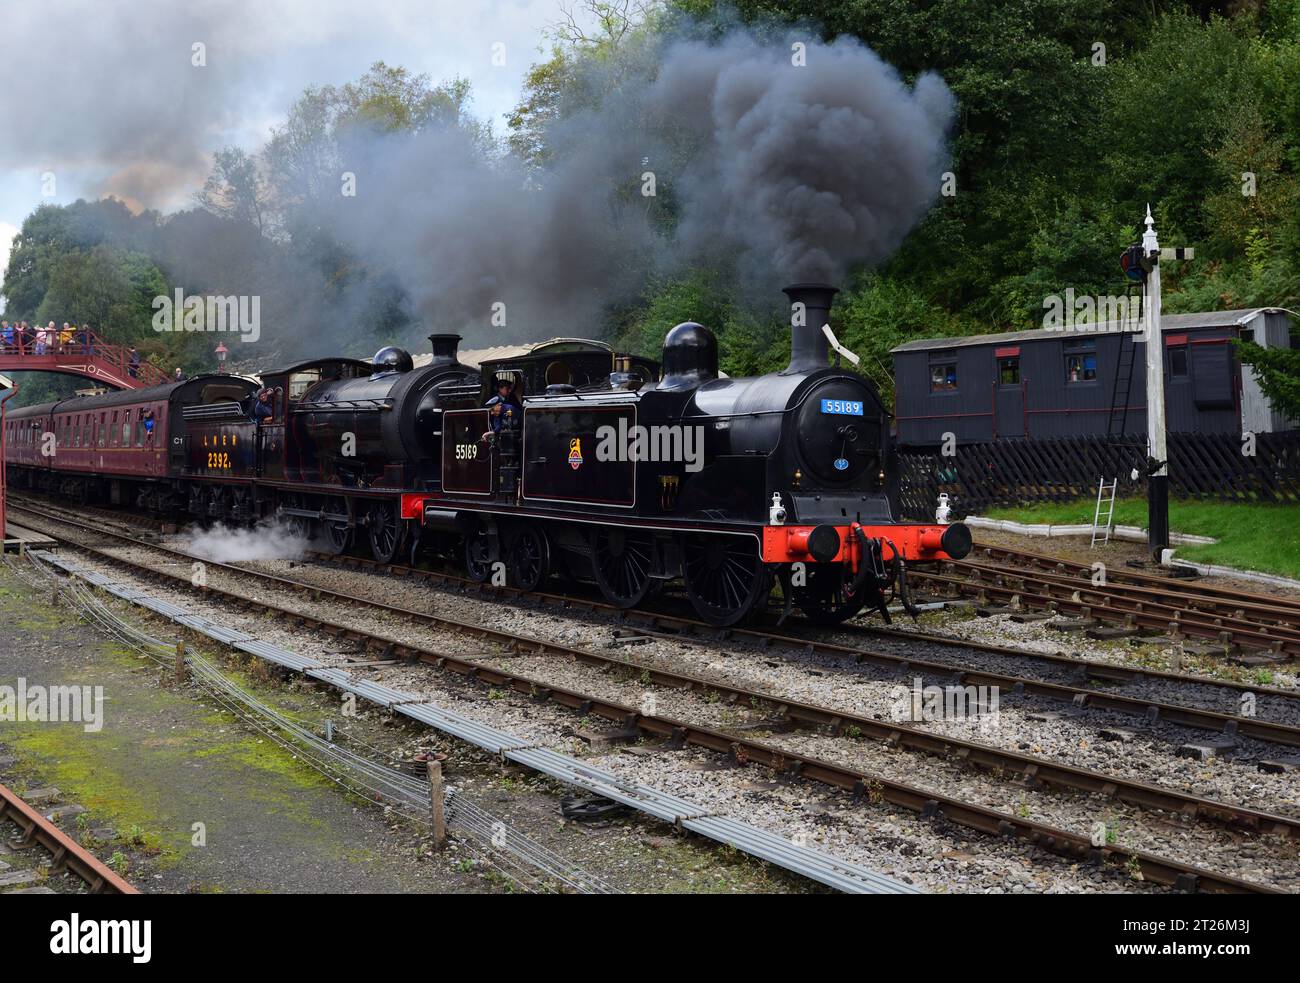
[428,333,461,366]
[781,283,839,374]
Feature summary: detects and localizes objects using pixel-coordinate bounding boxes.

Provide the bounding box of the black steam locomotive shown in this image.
[6,283,970,626]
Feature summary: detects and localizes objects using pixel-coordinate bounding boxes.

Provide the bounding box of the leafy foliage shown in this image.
[1237,338,1300,421]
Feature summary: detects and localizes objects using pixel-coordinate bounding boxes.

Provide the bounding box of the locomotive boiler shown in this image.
[283,335,478,489]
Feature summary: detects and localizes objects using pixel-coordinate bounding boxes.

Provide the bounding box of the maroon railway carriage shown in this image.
[4,375,257,508]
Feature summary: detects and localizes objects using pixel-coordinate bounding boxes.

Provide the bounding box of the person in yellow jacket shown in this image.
[59,322,75,353]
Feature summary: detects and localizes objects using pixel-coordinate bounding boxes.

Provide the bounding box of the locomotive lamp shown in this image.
[214,341,229,373]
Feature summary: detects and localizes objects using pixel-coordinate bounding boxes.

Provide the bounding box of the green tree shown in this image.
[34,246,167,343]
[1237,337,1300,421]
[195,148,269,234]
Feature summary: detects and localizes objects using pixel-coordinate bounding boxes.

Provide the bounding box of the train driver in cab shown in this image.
[252,388,275,422]
[484,375,522,434]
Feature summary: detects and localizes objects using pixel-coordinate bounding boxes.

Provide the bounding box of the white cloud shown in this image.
[0,0,579,229]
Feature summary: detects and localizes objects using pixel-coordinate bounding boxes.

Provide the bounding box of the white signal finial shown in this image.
[1142,203,1159,256]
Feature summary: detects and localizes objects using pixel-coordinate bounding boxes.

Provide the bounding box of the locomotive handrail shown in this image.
[294,398,393,410]
[182,401,249,420]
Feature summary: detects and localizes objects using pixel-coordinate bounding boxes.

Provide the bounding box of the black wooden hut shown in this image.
[891,308,1296,447]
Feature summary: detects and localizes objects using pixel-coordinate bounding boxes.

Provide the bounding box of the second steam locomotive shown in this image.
[5,283,971,626]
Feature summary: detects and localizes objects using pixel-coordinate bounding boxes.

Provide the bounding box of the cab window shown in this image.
[288,371,321,402]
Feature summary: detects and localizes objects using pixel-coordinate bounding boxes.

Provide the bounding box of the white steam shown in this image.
[180,518,313,563]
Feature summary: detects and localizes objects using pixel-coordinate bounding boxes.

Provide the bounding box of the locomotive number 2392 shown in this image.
[207,452,232,470]
[454,443,479,461]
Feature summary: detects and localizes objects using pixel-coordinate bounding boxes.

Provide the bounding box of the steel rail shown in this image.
[323,549,1300,707]
[0,782,138,894]
[15,501,1300,747]
[951,563,1300,638]
[16,509,1294,893]
[968,542,1300,614]
[17,497,1298,706]
[908,568,1299,659]
[37,562,609,895]
[946,556,1300,636]
[36,552,914,894]
[311,549,1300,718]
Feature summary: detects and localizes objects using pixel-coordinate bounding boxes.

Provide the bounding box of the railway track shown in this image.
[316,549,1300,710]
[10,502,1295,894]
[0,782,137,895]
[9,495,170,538]
[972,542,1300,615]
[910,544,1300,661]
[19,500,1300,744]
[19,492,1294,688]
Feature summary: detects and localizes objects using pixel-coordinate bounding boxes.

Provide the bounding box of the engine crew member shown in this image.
[483,376,521,435]
[252,388,274,422]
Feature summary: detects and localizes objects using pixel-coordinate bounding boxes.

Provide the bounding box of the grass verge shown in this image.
[982,498,1300,579]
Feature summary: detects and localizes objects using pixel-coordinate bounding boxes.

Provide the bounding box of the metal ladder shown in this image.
[1106,328,1138,438]
[1091,477,1118,547]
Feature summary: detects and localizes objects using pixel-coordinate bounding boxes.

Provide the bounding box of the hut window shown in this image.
[929,362,958,392]
[998,357,1020,385]
[1064,345,1097,383]
[1169,346,1188,377]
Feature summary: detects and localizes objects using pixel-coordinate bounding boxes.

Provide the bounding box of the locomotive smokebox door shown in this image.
[523,404,636,507]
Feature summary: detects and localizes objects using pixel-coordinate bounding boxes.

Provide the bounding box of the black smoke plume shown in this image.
[3,5,955,356]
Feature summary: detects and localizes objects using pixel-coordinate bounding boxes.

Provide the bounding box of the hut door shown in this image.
[993,347,1024,437]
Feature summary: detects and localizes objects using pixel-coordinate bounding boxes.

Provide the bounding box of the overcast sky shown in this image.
[0,0,593,302]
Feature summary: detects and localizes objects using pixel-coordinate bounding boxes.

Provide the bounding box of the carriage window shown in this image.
[1065,346,1097,383]
[136,422,145,446]
[998,357,1020,385]
[1169,346,1188,377]
[929,362,958,392]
